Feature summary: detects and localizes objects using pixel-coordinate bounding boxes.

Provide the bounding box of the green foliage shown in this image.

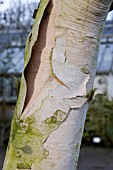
[83,95,113,147]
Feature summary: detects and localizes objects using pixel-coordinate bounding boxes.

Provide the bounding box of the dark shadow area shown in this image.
[0,147,6,170]
[109,2,113,12]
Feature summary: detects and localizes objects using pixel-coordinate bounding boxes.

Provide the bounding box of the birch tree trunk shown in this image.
[3,0,113,169]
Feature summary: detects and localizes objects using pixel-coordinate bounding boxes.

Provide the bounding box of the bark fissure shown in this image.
[14,0,51,117]
[23,0,52,109]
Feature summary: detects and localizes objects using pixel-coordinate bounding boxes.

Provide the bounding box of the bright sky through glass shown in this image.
[107,11,113,20]
[0,0,40,11]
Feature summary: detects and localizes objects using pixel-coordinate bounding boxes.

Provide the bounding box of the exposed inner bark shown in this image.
[23,1,57,110]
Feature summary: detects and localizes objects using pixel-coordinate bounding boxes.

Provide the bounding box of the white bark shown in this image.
[3,0,113,170]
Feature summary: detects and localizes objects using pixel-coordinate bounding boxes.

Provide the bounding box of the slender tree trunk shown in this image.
[3,0,113,169]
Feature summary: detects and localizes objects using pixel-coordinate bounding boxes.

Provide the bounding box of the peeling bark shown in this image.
[3,0,113,170]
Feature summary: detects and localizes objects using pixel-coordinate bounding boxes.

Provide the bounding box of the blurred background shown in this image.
[0,0,113,170]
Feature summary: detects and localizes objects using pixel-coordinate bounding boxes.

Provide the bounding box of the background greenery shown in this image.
[83,95,113,147]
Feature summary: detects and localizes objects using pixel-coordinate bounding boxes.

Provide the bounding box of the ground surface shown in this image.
[78,147,113,170]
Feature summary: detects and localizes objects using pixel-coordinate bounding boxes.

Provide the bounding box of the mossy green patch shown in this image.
[4,114,48,169]
[75,142,79,167]
[75,142,79,152]
[21,145,33,154]
[44,110,66,125]
[16,162,31,169]
[11,116,34,142]
[42,149,49,158]
[4,109,67,169]
[45,116,57,124]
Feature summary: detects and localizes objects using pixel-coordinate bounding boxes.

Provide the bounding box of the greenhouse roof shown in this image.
[0,30,28,74]
[97,21,113,74]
